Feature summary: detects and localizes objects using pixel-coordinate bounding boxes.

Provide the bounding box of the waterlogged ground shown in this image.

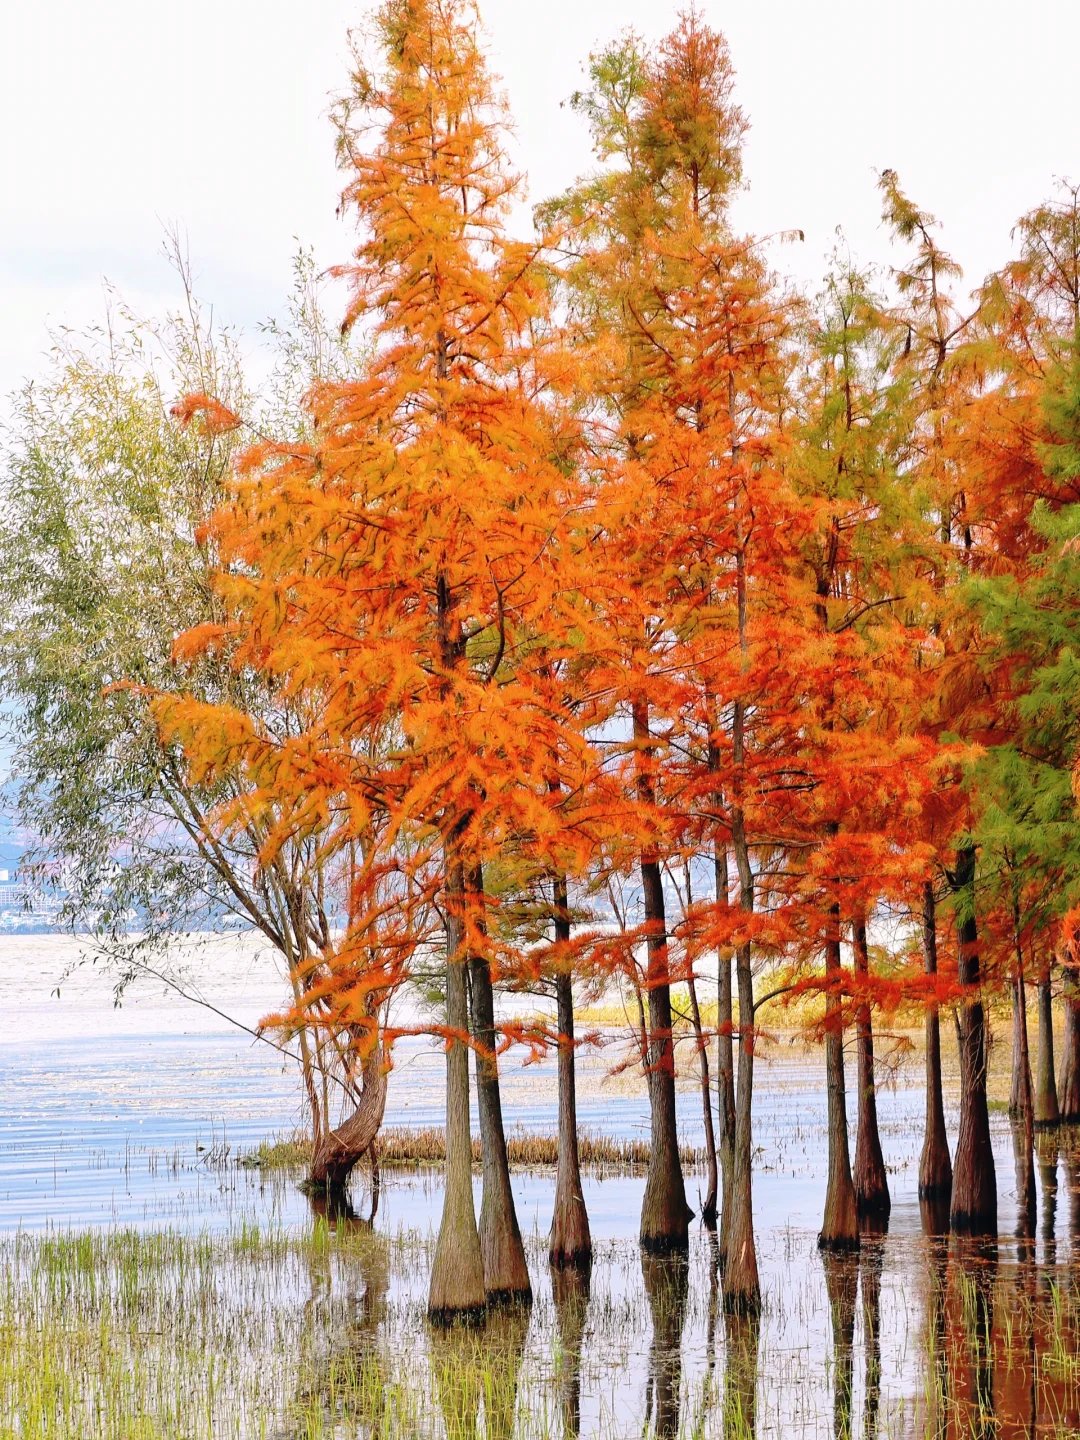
[2,934,1080,1437]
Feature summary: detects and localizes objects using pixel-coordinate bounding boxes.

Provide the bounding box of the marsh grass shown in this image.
[5,1211,1080,1438]
[244,1127,706,1175]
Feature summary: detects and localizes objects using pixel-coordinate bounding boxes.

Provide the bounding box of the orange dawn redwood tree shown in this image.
[162,0,599,1321]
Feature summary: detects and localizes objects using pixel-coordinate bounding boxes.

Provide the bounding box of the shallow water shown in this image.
[2,934,1078,1437]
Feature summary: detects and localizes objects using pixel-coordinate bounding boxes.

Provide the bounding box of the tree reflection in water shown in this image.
[822,1251,858,1440]
[551,1261,591,1440]
[721,1292,759,1440]
[641,1250,689,1440]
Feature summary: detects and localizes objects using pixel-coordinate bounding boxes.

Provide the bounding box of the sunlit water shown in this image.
[1,934,1077,1437]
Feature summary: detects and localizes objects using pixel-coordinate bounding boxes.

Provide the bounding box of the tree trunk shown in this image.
[919,882,952,1201]
[852,913,890,1225]
[716,846,736,1263]
[1035,963,1060,1128]
[308,1043,388,1192]
[949,846,997,1237]
[428,855,486,1323]
[687,966,718,1230]
[819,893,858,1251]
[721,570,760,1309]
[549,874,591,1269]
[1010,976,1026,1121]
[634,700,691,1252]
[1013,943,1036,1240]
[1059,968,1080,1122]
[468,867,531,1304]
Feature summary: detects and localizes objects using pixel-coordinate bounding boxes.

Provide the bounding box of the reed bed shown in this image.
[244,1126,706,1174]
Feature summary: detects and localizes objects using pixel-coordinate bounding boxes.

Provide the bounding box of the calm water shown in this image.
[2,934,1077,1437]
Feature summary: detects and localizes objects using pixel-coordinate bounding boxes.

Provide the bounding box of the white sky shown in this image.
[3,0,1079,400]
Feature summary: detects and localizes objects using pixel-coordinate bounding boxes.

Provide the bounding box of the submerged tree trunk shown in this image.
[919,882,952,1201]
[468,866,531,1304]
[1035,962,1060,1128]
[549,873,591,1269]
[852,913,890,1225]
[819,888,858,1251]
[949,846,997,1237]
[716,843,736,1262]
[1060,968,1080,1123]
[308,1043,389,1192]
[635,700,691,1253]
[428,854,486,1323]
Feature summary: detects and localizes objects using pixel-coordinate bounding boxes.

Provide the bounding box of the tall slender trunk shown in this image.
[1035,960,1060,1128]
[687,962,718,1230]
[634,699,691,1252]
[1013,932,1036,1240]
[428,852,486,1323]
[949,846,997,1237]
[722,547,759,1310]
[549,873,591,1268]
[716,842,735,1262]
[1010,977,1026,1120]
[819,870,858,1251]
[852,913,890,1224]
[467,865,531,1303]
[919,881,952,1200]
[1060,967,1080,1122]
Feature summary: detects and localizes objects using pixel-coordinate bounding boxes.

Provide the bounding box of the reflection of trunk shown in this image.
[641,1249,689,1440]
[1035,964,1060,1128]
[428,854,486,1324]
[922,1230,950,1434]
[551,1261,591,1440]
[430,1323,483,1440]
[822,1250,858,1440]
[1059,969,1080,1122]
[468,867,531,1303]
[635,700,691,1252]
[860,1241,884,1440]
[919,882,952,1201]
[1036,1129,1059,1249]
[308,1044,388,1192]
[722,1303,759,1440]
[950,847,997,1237]
[482,1303,531,1440]
[687,965,718,1230]
[549,873,591,1269]
[951,1241,997,1440]
[852,914,890,1224]
[820,884,858,1251]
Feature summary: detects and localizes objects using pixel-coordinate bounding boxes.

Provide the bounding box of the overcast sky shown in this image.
[3,0,1078,401]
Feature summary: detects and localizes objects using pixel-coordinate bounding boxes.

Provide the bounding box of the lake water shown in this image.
[1,933,1075,1438]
